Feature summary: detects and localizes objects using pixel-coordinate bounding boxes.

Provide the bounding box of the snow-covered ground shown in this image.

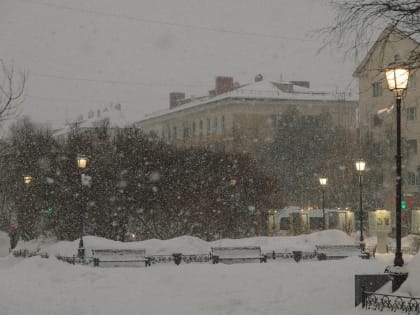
[0,230,418,315]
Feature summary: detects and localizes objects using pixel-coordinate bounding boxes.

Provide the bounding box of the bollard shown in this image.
[212,255,219,264]
[293,251,302,263]
[173,253,182,266]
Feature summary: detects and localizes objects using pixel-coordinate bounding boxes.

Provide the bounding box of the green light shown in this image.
[401,200,406,209]
[47,206,54,216]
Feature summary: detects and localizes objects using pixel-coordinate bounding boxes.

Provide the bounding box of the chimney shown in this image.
[215,76,234,95]
[254,74,263,82]
[169,92,185,109]
[290,81,310,88]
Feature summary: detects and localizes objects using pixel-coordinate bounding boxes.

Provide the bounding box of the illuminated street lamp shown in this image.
[385,58,410,267]
[319,177,327,230]
[23,175,32,186]
[77,155,88,170]
[77,155,89,259]
[355,159,366,251]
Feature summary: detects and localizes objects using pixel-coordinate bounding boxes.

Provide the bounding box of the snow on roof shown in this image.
[140,79,357,122]
[53,103,128,137]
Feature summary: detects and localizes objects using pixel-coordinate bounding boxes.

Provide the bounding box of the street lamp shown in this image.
[385,58,410,267]
[319,177,327,230]
[23,175,32,186]
[77,155,88,259]
[355,159,366,251]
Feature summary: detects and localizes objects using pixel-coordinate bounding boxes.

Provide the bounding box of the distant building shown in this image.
[53,103,128,139]
[135,75,358,158]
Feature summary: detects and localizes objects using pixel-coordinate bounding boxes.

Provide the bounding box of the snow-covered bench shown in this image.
[211,246,267,264]
[91,249,151,267]
[316,245,370,260]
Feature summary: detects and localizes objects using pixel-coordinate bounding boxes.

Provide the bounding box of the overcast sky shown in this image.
[0,0,362,128]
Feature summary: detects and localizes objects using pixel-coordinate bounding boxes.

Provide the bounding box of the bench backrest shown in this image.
[211,246,262,258]
[316,245,360,256]
[91,249,147,260]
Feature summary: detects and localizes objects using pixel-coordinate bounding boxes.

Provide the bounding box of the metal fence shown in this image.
[386,246,418,256]
[363,292,420,315]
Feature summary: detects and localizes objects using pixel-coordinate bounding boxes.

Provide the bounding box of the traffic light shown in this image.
[401,200,406,209]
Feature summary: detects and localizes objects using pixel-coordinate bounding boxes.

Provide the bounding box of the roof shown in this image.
[353,25,420,77]
[53,103,128,137]
[139,79,357,122]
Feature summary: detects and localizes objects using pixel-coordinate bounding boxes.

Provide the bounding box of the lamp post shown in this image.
[385,58,410,267]
[23,175,32,186]
[355,159,366,251]
[319,177,327,230]
[77,155,88,259]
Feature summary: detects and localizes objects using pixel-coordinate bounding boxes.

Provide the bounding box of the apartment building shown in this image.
[135,75,358,158]
[353,26,420,210]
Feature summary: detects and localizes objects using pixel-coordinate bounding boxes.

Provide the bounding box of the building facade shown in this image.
[135,75,358,159]
[354,26,420,211]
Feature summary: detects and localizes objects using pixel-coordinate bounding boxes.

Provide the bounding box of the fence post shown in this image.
[361,286,366,308]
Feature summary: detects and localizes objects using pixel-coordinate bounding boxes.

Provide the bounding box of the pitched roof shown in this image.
[140,79,356,122]
[353,25,420,77]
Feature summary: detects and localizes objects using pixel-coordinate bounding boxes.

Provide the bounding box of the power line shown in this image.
[30,71,211,88]
[26,93,140,105]
[19,0,314,42]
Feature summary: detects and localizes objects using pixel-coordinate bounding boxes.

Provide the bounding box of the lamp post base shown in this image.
[359,240,365,252]
[394,251,404,267]
[78,238,85,260]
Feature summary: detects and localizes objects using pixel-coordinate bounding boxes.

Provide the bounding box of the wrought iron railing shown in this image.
[386,246,418,256]
[363,291,420,315]
[266,250,317,261]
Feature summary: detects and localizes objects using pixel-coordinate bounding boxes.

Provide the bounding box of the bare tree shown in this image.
[323,1,420,62]
[0,60,26,122]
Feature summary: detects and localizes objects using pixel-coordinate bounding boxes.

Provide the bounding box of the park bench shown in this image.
[315,245,370,260]
[210,246,267,264]
[91,248,151,267]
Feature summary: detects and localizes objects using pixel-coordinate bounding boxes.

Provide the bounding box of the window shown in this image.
[372,82,382,97]
[213,117,218,132]
[199,120,203,135]
[271,115,282,128]
[373,115,383,127]
[207,118,211,134]
[221,116,225,132]
[376,175,384,185]
[183,126,190,139]
[173,126,177,139]
[192,121,196,135]
[409,72,416,89]
[408,172,417,186]
[407,139,418,154]
[407,107,417,121]
[372,142,383,155]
